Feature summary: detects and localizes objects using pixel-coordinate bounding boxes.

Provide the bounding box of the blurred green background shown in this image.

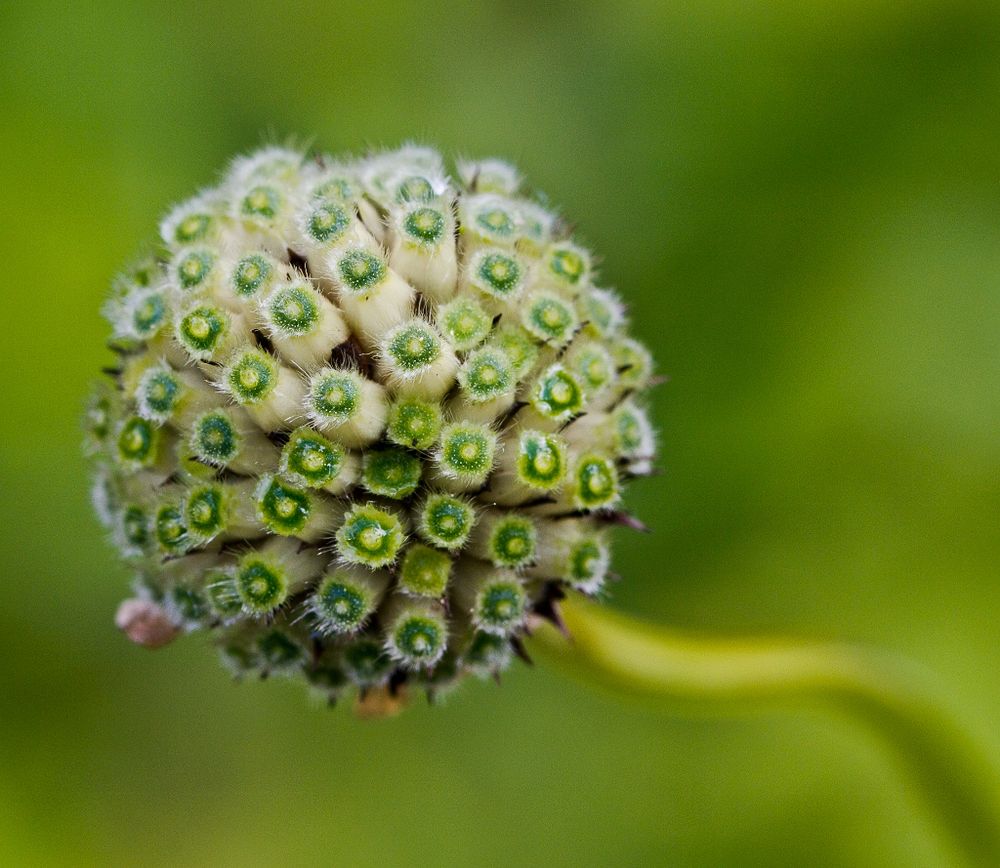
[1,1,998,865]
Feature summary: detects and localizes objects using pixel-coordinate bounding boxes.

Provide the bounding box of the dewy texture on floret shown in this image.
[87,143,657,709]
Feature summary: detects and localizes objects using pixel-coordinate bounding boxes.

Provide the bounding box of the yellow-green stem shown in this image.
[529,597,1000,866]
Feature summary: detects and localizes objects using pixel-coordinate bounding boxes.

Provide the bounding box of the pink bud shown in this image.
[115,598,179,649]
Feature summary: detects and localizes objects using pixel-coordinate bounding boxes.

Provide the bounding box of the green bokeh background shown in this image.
[1,2,997,865]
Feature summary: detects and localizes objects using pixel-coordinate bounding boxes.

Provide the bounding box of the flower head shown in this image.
[86,144,657,709]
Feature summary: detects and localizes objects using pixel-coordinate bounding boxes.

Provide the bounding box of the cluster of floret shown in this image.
[86,144,656,708]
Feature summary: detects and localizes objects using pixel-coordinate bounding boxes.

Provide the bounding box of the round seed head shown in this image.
[87,143,657,710]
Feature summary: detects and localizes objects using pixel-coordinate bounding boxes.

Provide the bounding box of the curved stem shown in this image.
[528,597,1000,866]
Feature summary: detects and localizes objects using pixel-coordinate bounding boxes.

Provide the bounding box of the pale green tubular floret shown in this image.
[86,143,657,709]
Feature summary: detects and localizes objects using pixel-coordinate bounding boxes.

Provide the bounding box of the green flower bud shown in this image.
[434,422,498,490]
[310,567,391,635]
[385,397,443,451]
[335,503,405,568]
[362,448,423,500]
[279,427,358,494]
[414,493,477,551]
[453,562,527,636]
[437,297,491,351]
[398,543,452,598]
[87,144,657,709]
[383,596,449,669]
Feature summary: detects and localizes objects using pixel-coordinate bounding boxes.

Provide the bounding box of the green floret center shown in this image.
[344,640,392,682]
[311,374,359,419]
[395,616,442,659]
[175,212,211,243]
[526,296,574,343]
[338,249,385,291]
[569,539,603,582]
[121,505,149,547]
[242,185,280,218]
[180,306,225,351]
[315,177,354,201]
[193,412,238,462]
[237,559,287,611]
[478,253,520,295]
[259,478,312,533]
[270,286,318,334]
[171,586,207,622]
[285,432,342,485]
[442,429,492,476]
[363,449,422,499]
[616,409,643,453]
[490,519,535,567]
[549,248,585,283]
[478,583,525,628]
[118,417,156,464]
[577,349,611,389]
[338,507,401,565]
[133,293,166,335]
[229,353,276,403]
[316,580,367,628]
[422,497,473,546]
[308,203,349,242]
[476,207,514,237]
[400,545,451,597]
[388,325,440,370]
[535,368,583,417]
[206,572,242,617]
[465,631,507,667]
[155,505,188,552]
[576,456,617,507]
[397,175,434,202]
[462,351,512,401]
[186,486,224,535]
[387,398,441,450]
[233,254,272,296]
[519,433,565,487]
[404,207,445,243]
[178,250,214,288]
[440,299,488,348]
[258,631,302,667]
[142,370,180,416]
